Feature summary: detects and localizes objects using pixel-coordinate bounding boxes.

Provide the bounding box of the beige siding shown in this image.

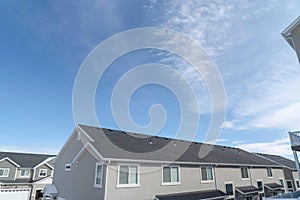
[292,171,300,190]
[215,167,251,193]
[106,163,215,200]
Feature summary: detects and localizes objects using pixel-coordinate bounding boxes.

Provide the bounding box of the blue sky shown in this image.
[0,0,300,158]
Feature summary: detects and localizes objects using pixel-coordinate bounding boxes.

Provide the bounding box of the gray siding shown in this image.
[0,159,17,181]
[34,164,52,181]
[53,133,106,200]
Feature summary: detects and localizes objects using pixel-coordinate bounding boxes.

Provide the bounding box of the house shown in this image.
[0,151,56,200]
[282,16,300,63]
[52,124,289,200]
[255,153,299,193]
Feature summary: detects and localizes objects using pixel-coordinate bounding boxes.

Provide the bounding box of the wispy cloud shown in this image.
[236,137,293,159]
[148,0,300,134]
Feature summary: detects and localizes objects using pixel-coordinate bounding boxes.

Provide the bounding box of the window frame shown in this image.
[0,168,9,177]
[20,169,30,177]
[296,180,300,188]
[117,163,140,188]
[161,165,180,185]
[241,167,250,180]
[200,166,214,183]
[38,169,47,177]
[257,179,264,192]
[267,168,273,178]
[286,180,293,189]
[224,181,235,197]
[65,163,71,172]
[94,162,103,188]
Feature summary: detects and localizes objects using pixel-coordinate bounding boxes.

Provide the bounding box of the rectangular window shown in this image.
[163,166,179,184]
[0,168,9,177]
[286,180,293,189]
[94,163,103,188]
[201,166,214,181]
[65,164,71,171]
[257,181,263,190]
[20,169,30,177]
[246,197,253,200]
[279,179,284,187]
[267,168,273,177]
[225,183,234,196]
[296,180,300,188]
[241,167,249,179]
[118,165,139,186]
[39,169,47,177]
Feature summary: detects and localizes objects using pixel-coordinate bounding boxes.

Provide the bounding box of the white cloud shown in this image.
[236,137,293,159]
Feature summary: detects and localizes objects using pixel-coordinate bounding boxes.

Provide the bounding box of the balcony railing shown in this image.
[289,131,300,147]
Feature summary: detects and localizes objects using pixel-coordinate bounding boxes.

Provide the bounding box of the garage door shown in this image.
[0,189,30,200]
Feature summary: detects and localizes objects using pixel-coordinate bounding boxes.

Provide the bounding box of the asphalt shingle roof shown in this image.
[0,151,55,168]
[155,190,227,200]
[79,125,282,167]
[255,153,296,170]
[264,183,284,190]
[235,186,261,195]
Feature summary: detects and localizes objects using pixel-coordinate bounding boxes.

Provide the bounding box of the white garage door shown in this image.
[0,189,30,200]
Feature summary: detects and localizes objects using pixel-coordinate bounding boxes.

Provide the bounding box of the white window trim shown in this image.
[38,169,47,177]
[224,181,235,198]
[65,164,71,172]
[94,162,103,188]
[256,179,264,193]
[116,163,140,188]
[241,167,250,180]
[161,165,181,185]
[295,179,300,188]
[0,168,9,177]
[20,169,30,178]
[286,179,294,189]
[200,166,214,183]
[267,168,273,178]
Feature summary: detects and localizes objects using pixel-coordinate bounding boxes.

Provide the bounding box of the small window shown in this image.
[225,183,234,196]
[65,164,71,171]
[162,166,179,184]
[286,180,293,189]
[20,169,30,177]
[267,168,273,177]
[241,167,249,179]
[296,180,300,188]
[257,181,263,190]
[201,166,214,181]
[0,168,9,177]
[39,169,47,177]
[246,197,253,200]
[279,179,284,187]
[94,163,103,188]
[118,164,139,186]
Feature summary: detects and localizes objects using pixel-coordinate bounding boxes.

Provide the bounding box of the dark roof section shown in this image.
[0,152,55,168]
[155,190,227,200]
[255,153,296,170]
[79,125,282,167]
[235,186,261,195]
[264,183,284,191]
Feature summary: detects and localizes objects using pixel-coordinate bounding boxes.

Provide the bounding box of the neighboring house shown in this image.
[255,153,299,193]
[52,125,288,200]
[0,151,56,200]
[282,16,300,63]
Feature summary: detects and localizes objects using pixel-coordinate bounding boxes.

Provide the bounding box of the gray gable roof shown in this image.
[79,125,281,167]
[0,151,55,168]
[255,153,296,170]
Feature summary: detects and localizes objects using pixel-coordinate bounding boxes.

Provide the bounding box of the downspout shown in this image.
[213,165,218,190]
[104,160,111,200]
